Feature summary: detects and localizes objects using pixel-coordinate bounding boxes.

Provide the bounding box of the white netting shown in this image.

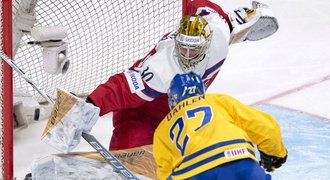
[0,0,183,178]
[12,0,182,102]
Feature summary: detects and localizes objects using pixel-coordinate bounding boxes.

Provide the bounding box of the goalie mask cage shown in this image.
[1,0,190,179]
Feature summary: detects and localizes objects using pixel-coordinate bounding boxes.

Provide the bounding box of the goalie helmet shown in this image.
[175,15,213,69]
[168,72,205,109]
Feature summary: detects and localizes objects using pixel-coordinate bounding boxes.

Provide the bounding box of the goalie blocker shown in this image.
[41,88,100,153]
[40,88,139,180]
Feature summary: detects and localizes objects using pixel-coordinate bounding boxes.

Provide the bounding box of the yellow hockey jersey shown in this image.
[153,94,287,180]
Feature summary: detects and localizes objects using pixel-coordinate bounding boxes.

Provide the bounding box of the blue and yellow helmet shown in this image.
[168,72,205,109]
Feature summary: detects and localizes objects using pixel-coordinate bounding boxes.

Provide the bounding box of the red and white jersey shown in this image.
[127,6,230,101]
[89,0,232,116]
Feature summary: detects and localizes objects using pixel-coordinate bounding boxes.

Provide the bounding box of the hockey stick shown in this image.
[0,50,139,180]
[0,50,54,104]
[82,133,139,180]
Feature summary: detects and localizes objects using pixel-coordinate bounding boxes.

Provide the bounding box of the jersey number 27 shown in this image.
[169,106,213,155]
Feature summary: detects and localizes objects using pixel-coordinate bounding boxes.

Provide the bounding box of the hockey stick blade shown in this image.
[1,50,139,179]
[82,133,140,180]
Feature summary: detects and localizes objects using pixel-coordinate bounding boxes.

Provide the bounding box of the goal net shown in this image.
[1,0,188,178]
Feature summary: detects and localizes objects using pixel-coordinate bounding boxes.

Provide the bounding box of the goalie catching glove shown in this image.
[259,149,288,172]
[41,88,100,153]
[229,1,279,44]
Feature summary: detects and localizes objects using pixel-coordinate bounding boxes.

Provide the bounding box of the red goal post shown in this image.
[1,0,13,179]
[1,0,191,179]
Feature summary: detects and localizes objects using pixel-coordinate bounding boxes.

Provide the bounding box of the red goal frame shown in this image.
[1,0,13,179]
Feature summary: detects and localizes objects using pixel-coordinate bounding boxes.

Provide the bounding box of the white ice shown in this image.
[14,0,330,179]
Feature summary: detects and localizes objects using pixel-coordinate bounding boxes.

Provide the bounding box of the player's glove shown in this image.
[259,149,287,172]
[229,1,279,44]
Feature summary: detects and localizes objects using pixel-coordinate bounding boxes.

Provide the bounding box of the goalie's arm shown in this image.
[87,72,148,116]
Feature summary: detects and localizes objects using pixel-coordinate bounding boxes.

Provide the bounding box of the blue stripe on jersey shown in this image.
[173,152,225,176]
[166,175,173,180]
[172,139,255,176]
[141,83,164,98]
[202,59,225,79]
[183,139,253,162]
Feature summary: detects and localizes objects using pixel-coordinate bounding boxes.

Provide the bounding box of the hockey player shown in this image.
[86,0,279,150]
[153,72,287,180]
